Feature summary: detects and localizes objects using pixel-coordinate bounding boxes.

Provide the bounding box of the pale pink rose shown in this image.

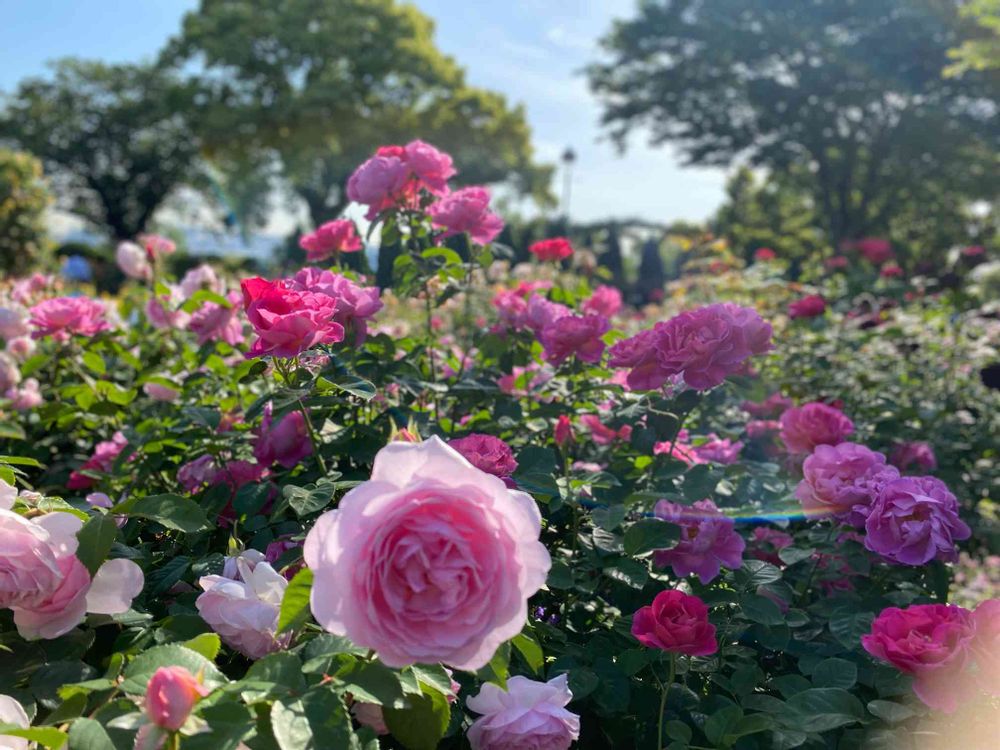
[146,285,190,330]
[29,297,109,341]
[6,336,35,360]
[11,273,55,305]
[145,666,209,731]
[116,241,152,280]
[0,305,30,340]
[582,285,622,317]
[0,694,30,750]
[779,402,854,454]
[351,702,389,735]
[428,187,504,245]
[196,555,289,659]
[304,437,550,669]
[143,382,179,402]
[4,378,42,411]
[0,509,62,609]
[466,674,580,750]
[139,234,176,258]
[188,291,244,346]
[0,478,15,510]
[179,264,220,298]
[0,353,19,392]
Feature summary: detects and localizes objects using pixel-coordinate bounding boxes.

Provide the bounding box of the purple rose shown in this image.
[795,442,899,524]
[652,499,745,583]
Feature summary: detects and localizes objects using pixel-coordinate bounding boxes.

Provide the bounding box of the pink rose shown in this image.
[429,187,504,245]
[779,402,854,454]
[754,247,776,262]
[196,554,290,659]
[6,336,36,360]
[466,674,580,750]
[346,154,410,218]
[304,437,550,669]
[179,264,221,298]
[287,269,383,345]
[5,377,42,410]
[523,295,571,334]
[852,237,893,264]
[528,237,573,262]
[116,241,152,280]
[188,291,244,346]
[351,701,389,735]
[582,285,622,317]
[145,666,210,730]
[652,499,745,584]
[0,305,30,340]
[0,694,30,750]
[178,455,217,493]
[554,415,574,447]
[139,234,176,258]
[402,139,455,195]
[539,314,609,365]
[448,434,518,486]
[299,220,363,262]
[788,294,826,319]
[241,277,344,358]
[0,508,62,610]
[254,405,312,469]
[146,285,190,330]
[29,297,109,341]
[795,442,899,521]
[742,392,793,418]
[67,431,128,490]
[631,589,717,655]
[143,382,179,402]
[862,604,976,712]
[580,414,630,446]
[692,434,743,464]
[889,441,938,473]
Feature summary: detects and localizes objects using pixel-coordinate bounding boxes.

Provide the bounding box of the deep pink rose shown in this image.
[779,402,854,454]
[145,666,209,730]
[466,674,580,750]
[788,294,826,319]
[241,277,344,358]
[188,291,244,346]
[448,434,518,486]
[67,431,128,490]
[429,187,504,245]
[346,154,410,219]
[299,220,363,261]
[303,437,550,669]
[582,285,622,317]
[754,247,776,262]
[402,139,455,195]
[852,238,894,264]
[287,269,383,345]
[579,414,630,446]
[254,404,312,469]
[178,455,217,493]
[652,499,745,583]
[862,604,976,712]
[554,415,574,447]
[889,441,938,473]
[539,314,609,365]
[693,434,743,464]
[864,476,971,565]
[528,237,573,262]
[742,392,794,417]
[631,589,717,656]
[795,442,899,522]
[29,297,109,341]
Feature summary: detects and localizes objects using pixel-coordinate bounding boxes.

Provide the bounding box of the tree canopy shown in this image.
[164,0,552,227]
[589,0,1000,249]
[0,60,202,241]
[0,148,51,273]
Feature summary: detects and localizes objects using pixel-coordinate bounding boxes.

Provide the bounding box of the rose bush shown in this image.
[0,140,997,750]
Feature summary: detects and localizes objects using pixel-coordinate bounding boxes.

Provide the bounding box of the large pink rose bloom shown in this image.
[304,437,550,669]
[539,314,610,365]
[241,277,344,358]
[288,269,383,345]
[652,499,745,583]
[779,401,854,454]
[29,297,109,341]
[346,154,410,219]
[862,604,976,712]
[429,187,504,245]
[864,476,971,565]
[466,674,580,750]
[0,507,61,610]
[795,442,899,522]
[403,139,455,195]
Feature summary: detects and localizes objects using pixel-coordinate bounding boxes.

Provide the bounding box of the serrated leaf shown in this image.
[74,515,119,576]
[183,633,221,661]
[277,568,314,635]
[512,632,544,675]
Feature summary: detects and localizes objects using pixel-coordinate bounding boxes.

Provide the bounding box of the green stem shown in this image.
[657,653,676,750]
[274,359,328,475]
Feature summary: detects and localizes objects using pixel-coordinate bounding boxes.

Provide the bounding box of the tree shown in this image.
[0,60,203,241]
[588,0,1000,250]
[164,0,553,229]
[0,149,51,274]
[947,0,1000,75]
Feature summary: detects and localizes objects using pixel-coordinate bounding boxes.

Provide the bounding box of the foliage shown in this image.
[946,0,1000,75]
[0,148,51,274]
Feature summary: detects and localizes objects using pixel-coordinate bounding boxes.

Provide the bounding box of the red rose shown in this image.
[631,589,717,656]
[529,237,574,262]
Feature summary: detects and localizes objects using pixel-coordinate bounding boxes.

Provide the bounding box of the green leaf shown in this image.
[120,644,226,694]
[512,632,544,675]
[81,352,106,375]
[66,718,114,750]
[242,653,308,701]
[382,684,450,750]
[829,609,875,648]
[0,724,68,749]
[705,706,742,747]
[623,518,679,556]
[283,480,338,518]
[736,560,783,587]
[338,660,407,707]
[277,568,314,635]
[777,547,814,566]
[183,633,221,661]
[738,594,786,626]
[604,558,649,589]
[320,375,376,401]
[113,494,210,534]
[784,688,865,733]
[476,642,510,689]
[0,454,44,467]
[272,692,359,750]
[867,699,917,724]
[811,658,858,689]
[74,515,119,576]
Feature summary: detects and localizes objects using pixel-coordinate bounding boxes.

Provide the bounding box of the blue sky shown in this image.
[0,0,727,226]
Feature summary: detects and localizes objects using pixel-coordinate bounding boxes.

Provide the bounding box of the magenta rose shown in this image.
[788,294,826,319]
[631,589,718,656]
[402,139,455,195]
[254,404,312,470]
[448,434,518,487]
[466,674,580,750]
[299,219,362,262]
[652,499,745,584]
[779,401,854,454]
[582,285,623,317]
[429,187,504,245]
[692,434,743,464]
[742,392,794,417]
[241,277,344,358]
[303,437,550,669]
[346,154,410,219]
[795,442,899,522]
[538,314,610,365]
[852,237,894,264]
[889,441,938,473]
[288,269,383,345]
[528,237,574,262]
[29,297,109,341]
[862,604,976,712]
[864,476,971,565]
[67,431,128,490]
